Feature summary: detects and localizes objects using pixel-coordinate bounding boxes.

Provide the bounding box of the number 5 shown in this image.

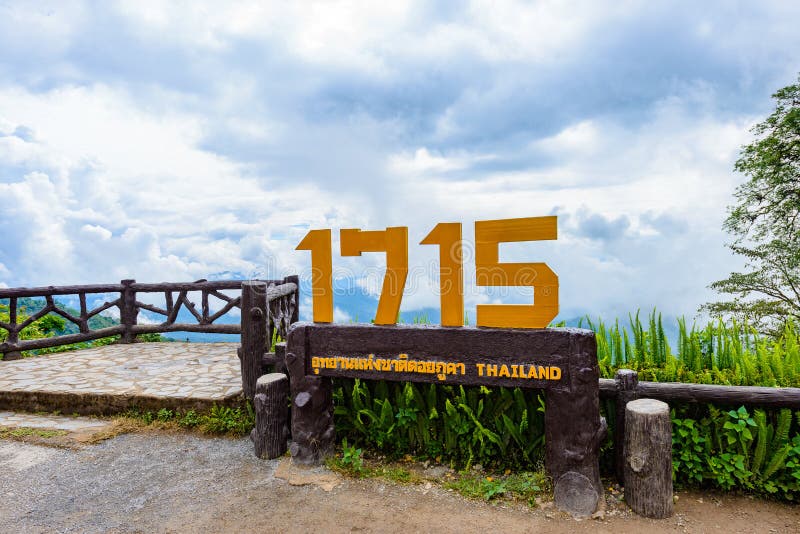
[475,216,558,328]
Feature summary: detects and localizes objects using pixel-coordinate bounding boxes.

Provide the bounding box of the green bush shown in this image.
[333,312,800,501]
[333,379,545,471]
[672,405,800,498]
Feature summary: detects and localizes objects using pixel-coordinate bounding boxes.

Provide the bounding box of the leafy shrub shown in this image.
[333,379,546,471]
[672,405,800,499]
[333,312,800,501]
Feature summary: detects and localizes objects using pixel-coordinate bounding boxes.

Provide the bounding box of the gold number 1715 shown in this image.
[296,217,558,328]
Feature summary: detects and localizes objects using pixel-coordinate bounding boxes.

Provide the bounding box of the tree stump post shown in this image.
[250,373,289,459]
[3,298,22,360]
[240,281,268,400]
[615,369,639,483]
[119,279,137,344]
[624,398,673,519]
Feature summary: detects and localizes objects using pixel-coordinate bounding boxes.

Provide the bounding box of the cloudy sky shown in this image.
[1,1,799,323]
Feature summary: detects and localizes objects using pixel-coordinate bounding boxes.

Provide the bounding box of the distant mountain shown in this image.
[11,297,118,335]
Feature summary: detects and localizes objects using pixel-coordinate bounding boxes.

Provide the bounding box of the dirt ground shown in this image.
[0,431,798,534]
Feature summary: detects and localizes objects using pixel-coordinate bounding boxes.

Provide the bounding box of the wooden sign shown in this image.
[288,216,605,518]
[303,323,567,389]
[285,323,605,518]
[296,216,558,328]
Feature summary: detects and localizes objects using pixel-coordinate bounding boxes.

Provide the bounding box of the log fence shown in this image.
[603,369,800,485]
[0,276,299,360]
[600,374,800,409]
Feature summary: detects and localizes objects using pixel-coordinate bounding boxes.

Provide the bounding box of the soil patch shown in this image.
[0,433,797,533]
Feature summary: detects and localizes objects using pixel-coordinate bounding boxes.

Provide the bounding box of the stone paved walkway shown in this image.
[0,342,242,415]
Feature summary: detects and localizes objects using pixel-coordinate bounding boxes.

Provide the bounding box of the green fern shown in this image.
[762,444,791,480]
[751,410,768,475]
[772,409,792,452]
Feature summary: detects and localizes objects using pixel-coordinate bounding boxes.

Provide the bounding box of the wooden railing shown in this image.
[601,368,800,482]
[0,276,299,360]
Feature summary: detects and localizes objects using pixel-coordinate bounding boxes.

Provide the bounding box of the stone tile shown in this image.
[0,343,244,414]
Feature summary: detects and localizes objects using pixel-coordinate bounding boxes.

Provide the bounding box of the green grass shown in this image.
[0,427,68,439]
[444,470,551,505]
[118,403,255,437]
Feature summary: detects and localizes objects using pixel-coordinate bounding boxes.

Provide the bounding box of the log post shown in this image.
[274,341,287,375]
[3,297,22,360]
[285,331,334,466]
[615,368,639,483]
[241,281,268,399]
[284,274,300,325]
[624,398,673,519]
[250,373,289,459]
[119,279,137,344]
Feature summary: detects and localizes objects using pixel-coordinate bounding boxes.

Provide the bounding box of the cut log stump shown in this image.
[624,398,673,519]
[250,373,289,459]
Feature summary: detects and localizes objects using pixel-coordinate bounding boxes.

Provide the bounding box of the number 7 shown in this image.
[340,227,408,325]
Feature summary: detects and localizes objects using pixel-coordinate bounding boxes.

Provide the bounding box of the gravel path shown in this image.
[0,433,279,533]
[1,433,799,533]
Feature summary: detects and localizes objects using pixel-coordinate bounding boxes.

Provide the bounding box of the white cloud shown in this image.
[0,1,797,324]
[333,307,352,323]
[80,224,112,241]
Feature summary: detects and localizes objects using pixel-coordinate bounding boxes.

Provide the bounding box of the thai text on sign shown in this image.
[311,353,563,382]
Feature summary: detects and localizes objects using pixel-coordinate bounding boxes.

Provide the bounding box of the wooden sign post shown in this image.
[285,323,606,518]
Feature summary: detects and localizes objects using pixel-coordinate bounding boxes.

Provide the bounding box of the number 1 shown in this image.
[421,223,464,327]
[296,229,333,323]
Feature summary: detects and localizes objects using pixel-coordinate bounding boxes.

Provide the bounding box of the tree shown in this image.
[703,74,800,335]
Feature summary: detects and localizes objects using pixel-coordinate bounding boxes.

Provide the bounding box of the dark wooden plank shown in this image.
[119,279,137,343]
[208,289,237,304]
[86,299,121,319]
[602,378,800,408]
[5,297,19,350]
[166,290,186,324]
[207,297,241,324]
[179,294,204,323]
[15,300,56,331]
[131,324,241,335]
[8,297,17,327]
[0,284,124,298]
[296,323,575,389]
[135,302,169,316]
[202,291,210,323]
[130,280,281,292]
[599,378,617,396]
[637,381,800,408]
[284,275,300,324]
[240,281,268,399]
[79,293,89,334]
[0,325,125,352]
[49,304,83,327]
[614,369,640,483]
